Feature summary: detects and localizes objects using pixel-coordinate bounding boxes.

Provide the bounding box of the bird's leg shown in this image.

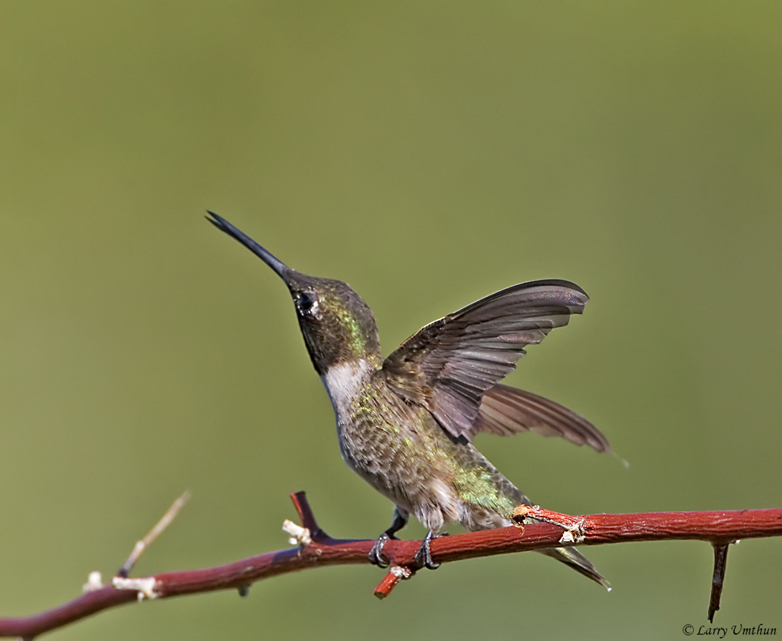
[413,529,442,570]
[368,507,409,568]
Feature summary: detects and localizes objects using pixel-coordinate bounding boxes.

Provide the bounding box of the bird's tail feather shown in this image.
[537,547,610,590]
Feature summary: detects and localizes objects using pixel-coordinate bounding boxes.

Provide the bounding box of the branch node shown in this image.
[237,584,250,598]
[392,565,413,580]
[112,576,159,602]
[282,519,312,547]
[82,571,104,593]
[512,504,586,543]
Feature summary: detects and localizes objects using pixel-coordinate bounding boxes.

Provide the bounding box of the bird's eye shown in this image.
[297,292,318,315]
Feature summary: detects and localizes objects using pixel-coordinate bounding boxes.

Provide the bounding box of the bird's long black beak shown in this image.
[206,211,291,281]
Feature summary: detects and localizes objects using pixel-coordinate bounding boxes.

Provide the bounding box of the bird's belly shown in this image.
[336,414,518,532]
[336,417,446,518]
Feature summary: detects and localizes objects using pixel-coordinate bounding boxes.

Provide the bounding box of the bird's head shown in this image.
[207,212,381,374]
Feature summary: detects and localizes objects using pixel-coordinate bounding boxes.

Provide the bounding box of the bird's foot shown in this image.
[368,532,394,568]
[413,530,442,570]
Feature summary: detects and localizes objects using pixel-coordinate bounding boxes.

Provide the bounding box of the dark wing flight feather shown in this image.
[380,279,591,441]
[471,384,610,452]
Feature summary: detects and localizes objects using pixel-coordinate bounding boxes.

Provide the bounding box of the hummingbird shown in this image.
[207,212,610,588]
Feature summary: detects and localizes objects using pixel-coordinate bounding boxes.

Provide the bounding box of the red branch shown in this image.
[1,493,780,639]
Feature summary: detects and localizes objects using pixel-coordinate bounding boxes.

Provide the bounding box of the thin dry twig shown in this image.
[118,491,191,578]
[1,493,780,639]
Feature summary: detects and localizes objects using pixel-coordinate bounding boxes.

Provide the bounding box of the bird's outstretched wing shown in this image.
[380,279,596,442]
[470,384,610,452]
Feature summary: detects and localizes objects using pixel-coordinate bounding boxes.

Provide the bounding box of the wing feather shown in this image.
[471,384,610,452]
[380,279,594,441]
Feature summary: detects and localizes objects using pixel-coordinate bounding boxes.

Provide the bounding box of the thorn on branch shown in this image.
[290,491,332,542]
[708,542,733,622]
[117,491,191,578]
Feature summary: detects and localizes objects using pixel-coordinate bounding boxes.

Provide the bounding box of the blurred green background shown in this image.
[1,1,781,639]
